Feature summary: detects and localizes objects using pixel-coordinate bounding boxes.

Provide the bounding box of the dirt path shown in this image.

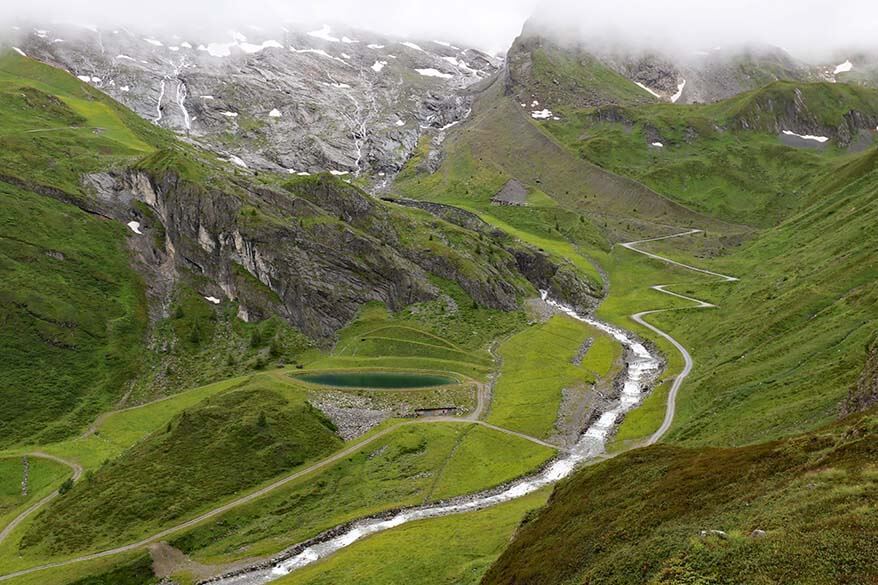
[0,453,83,547]
[619,230,737,444]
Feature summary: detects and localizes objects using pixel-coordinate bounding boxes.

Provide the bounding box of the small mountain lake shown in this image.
[295,371,457,389]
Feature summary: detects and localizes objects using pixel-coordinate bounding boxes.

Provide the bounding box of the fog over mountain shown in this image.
[3,0,878,58]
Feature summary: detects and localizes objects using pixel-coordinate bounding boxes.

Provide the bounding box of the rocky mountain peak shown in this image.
[9,22,501,186]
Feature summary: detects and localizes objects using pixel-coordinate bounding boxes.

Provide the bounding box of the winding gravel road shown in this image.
[620,229,738,444]
[0,229,734,582]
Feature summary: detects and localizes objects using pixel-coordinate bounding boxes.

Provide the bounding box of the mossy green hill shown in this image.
[483,409,878,585]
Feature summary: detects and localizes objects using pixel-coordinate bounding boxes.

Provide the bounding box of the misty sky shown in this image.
[2,0,877,58]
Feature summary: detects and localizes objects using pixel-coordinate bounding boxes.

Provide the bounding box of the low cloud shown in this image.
[1,0,876,59]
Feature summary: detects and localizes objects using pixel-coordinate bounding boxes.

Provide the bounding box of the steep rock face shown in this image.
[13,23,500,180]
[84,162,533,338]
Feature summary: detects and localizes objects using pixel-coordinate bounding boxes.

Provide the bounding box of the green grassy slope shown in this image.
[0,182,148,447]
[505,35,658,109]
[541,81,878,226]
[0,52,162,447]
[395,76,734,243]
[0,457,69,528]
[651,147,878,445]
[19,379,342,556]
[483,409,878,585]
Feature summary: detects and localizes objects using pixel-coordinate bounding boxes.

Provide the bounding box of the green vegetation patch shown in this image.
[0,182,147,447]
[170,423,553,563]
[487,315,596,439]
[277,490,549,585]
[0,457,69,527]
[483,410,878,585]
[20,381,342,556]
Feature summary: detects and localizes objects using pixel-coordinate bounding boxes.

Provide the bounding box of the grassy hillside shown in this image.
[0,182,148,447]
[541,81,878,226]
[396,76,733,239]
[19,379,342,556]
[0,457,69,528]
[0,52,162,447]
[483,409,878,585]
[650,147,878,445]
[488,315,600,439]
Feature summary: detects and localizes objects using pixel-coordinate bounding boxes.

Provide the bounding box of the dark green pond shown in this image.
[296,371,457,389]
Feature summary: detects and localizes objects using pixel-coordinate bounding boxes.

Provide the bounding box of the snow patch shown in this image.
[782,130,829,143]
[115,54,136,61]
[268,108,282,118]
[371,60,387,72]
[169,46,180,52]
[307,25,340,43]
[120,86,130,92]
[395,119,405,127]
[340,52,351,59]
[834,60,853,74]
[227,155,248,168]
[651,142,664,147]
[341,36,358,44]
[671,79,686,103]
[220,111,239,117]
[401,41,424,52]
[204,296,221,304]
[239,40,283,54]
[201,95,215,100]
[531,109,553,119]
[415,68,453,79]
[329,170,348,176]
[635,81,661,99]
[12,47,26,57]
[290,47,350,66]
[126,221,143,234]
[180,41,192,49]
[144,38,163,47]
[201,42,235,57]
[367,44,384,49]
[297,172,311,176]
[76,75,91,83]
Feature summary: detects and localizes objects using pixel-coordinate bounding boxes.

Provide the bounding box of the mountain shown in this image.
[12,23,500,181]
[504,21,829,112]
